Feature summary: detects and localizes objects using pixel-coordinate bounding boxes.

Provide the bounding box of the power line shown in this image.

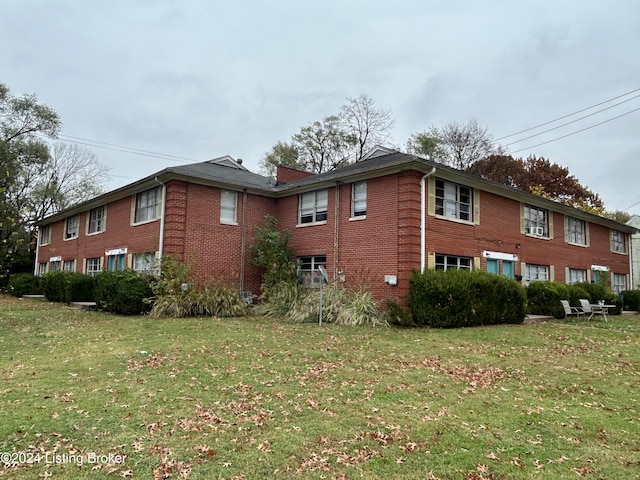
[496,87,640,141]
[502,93,640,147]
[510,106,640,154]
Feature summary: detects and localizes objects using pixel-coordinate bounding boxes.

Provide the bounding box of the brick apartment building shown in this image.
[35,148,636,304]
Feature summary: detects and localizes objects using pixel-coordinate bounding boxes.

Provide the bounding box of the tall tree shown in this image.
[259,141,302,178]
[339,94,394,162]
[261,94,394,175]
[468,154,604,213]
[408,119,503,170]
[1,83,60,277]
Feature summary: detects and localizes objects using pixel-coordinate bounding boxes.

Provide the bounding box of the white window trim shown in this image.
[132,187,161,225]
[220,190,238,225]
[64,214,80,240]
[39,225,51,246]
[434,179,474,223]
[87,205,107,235]
[350,181,367,220]
[524,205,549,238]
[298,190,328,226]
[610,229,626,254]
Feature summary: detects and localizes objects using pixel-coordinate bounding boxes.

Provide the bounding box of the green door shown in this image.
[487,259,499,275]
[502,260,514,279]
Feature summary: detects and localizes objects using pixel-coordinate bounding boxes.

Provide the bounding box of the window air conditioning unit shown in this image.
[530,226,545,236]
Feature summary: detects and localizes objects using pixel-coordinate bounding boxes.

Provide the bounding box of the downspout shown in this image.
[33,228,40,275]
[629,232,634,290]
[240,189,248,291]
[154,177,166,268]
[334,182,340,279]
[420,167,437,272]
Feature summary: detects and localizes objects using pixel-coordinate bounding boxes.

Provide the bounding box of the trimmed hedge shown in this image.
[8,273,42,297]
[40,271,95,303]
[94,270,153,316]
[408,269,526,328]
[525,281,570,318]
[620,290,640,311]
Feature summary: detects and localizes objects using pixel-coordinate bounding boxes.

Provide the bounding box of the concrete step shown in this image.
[69,301,98,311]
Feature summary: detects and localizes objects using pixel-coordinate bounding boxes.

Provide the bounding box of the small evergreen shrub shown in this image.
[94,270,153,316]
[40,271,70,303]
[384,299,414,327]
[40,271,95,303]
[408,269,526,328]
[8,273,41,297]
[525,281,570,318]
[620,290,640,311]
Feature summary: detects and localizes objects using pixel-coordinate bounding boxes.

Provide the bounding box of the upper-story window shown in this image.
[39,224,51,245]
[566,216,587,245]
[435,179,472,221]
[611,230,626,253]
[524,205,548,237]
[351,181,367,218]
[88,206,106,234]
[134,187,160,224]
[299,190,328,224]
[64,214,80,240]
[220,190,238,224]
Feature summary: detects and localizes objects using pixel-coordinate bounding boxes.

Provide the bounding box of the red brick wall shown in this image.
[37,193,161,271]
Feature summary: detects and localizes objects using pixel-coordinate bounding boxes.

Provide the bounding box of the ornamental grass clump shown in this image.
[284,285,387,327]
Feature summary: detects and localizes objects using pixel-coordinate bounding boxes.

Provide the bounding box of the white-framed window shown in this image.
[611,230,626,253]
[39,225,51,245]
[435,179,472,221]
[524,205,548,237]
[612,273,626,294]
[567,268,587,285]
[38,263,47,276]
[63,260,76,272]
[133,253,155,274]
[299,190,328,224]
[525,264,549,283]
[220,190,238,224]
[435,254,472,271]
[351,181,367,218]
[64,214,80,240]
[49,260,61,271]
[134,187,160,224]
[566,217,587,245]
[88,206,106,234]
[86,257,102,276]
[297,255,327,286]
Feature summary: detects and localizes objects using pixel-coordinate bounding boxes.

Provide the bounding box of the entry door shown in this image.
[502,261,514,279]
[486,259,499,275]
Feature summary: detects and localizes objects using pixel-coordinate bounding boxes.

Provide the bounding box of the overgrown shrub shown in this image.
[385,299,414,327]
[284,285,387,327]
[149,283,248,318]
[409,269,526,328]
[526,281,570,318]
[254,281,303,318]
[8,273,41,297]
[40,271,95,303]
[94,270,153,315]
[620,290,640,311]
[572,282,622,315]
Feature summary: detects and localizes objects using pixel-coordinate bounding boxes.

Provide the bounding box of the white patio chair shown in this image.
[561,300,584,318]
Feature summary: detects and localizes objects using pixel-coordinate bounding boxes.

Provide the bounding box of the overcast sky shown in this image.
[3,1,639,214]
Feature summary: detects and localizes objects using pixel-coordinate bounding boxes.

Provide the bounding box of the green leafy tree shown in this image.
[1,83,60,278]
[408,119,503,169]
[259,141,303,178]
[261,95,394,175]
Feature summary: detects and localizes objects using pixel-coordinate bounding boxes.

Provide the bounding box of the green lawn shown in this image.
[0,295,638,479]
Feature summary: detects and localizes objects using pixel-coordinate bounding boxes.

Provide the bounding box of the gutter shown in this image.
[420,167,437,271]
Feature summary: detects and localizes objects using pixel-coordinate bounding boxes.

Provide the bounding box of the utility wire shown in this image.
[495,87,640,141]
[502,94,640,147]
[509,106,640,154]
